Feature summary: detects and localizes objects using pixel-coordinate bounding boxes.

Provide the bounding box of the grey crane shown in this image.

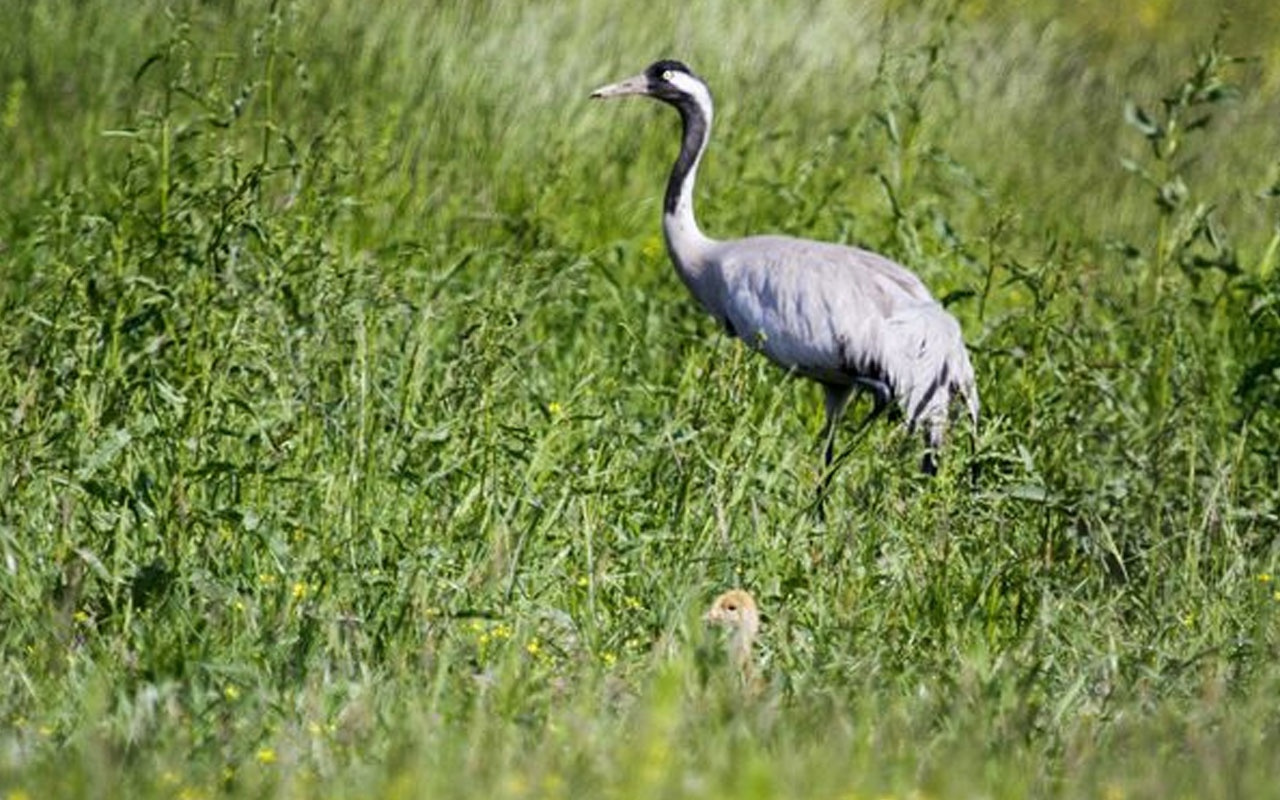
[591,60,978,477]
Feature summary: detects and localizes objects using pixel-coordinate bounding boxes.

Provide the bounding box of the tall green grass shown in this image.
[2,1,1279,797]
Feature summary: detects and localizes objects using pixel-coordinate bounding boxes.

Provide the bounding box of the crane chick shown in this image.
[703,589,762,687]
[592,61,979,476]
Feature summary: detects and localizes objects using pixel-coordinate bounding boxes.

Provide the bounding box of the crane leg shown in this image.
[821,385,854,469]
[816,384,898,517]
[814,386,852,521]
[815,387,892,516]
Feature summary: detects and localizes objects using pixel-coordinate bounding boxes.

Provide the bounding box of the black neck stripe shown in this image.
[664,97,708,216]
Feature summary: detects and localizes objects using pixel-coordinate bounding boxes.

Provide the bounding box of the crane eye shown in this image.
[662,70,674,82]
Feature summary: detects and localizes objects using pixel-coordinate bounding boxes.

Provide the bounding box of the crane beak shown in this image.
[590,73,649,99]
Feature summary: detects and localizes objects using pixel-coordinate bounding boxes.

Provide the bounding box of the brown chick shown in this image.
[703,589,761,688]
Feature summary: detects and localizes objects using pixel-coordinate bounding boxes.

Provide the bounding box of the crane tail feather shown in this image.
[889,304,979,475]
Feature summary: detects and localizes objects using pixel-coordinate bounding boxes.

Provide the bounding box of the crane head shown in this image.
[704,589,760,640]
[591,60,703,105]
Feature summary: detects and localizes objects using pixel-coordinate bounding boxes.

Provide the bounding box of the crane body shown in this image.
[593,60,978,475]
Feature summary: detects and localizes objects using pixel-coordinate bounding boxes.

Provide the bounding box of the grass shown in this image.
[2,0,1280,797]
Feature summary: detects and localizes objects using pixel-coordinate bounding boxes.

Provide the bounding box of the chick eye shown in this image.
[726,604,737,611]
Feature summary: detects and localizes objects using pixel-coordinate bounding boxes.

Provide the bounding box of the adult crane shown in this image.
[591,60,978,477]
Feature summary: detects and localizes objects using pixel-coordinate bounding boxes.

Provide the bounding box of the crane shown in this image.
[704,589,763,693]
[591,60,978,478]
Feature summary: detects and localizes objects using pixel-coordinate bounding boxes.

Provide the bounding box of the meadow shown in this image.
[2,0,1280,797]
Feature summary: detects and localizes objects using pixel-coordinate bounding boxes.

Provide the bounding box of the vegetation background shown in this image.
[2,0,1279,797]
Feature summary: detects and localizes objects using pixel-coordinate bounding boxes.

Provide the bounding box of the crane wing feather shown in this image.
[702,235,977,444]
[707,236,930,378]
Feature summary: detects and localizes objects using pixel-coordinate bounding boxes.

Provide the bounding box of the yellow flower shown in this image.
[576,575,589,588]
[73,610,90,624]
[526,639,541,657]
[503,776,529,795]
[548,401,564,417]
[602,651,617,668]
[641,236,663,260]
[224,685,240,701]
[256,748,277,765]
[541,772,565,796]
[1257,573,1273,583]
[291,582,308,600]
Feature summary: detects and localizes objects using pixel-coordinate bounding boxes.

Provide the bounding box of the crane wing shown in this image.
[707,236,932,384]
[703,235,978,445]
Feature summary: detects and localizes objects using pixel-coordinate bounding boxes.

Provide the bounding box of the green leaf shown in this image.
[77,427,133,481]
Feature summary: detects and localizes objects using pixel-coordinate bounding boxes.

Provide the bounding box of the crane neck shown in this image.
[662,96,715,274]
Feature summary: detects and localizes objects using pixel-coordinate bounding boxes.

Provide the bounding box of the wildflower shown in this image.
[503,776,529,795]
[526,639,541,657]
[223,685,240,701]
[602,651,617,668]
[548,401,564,417]
[291,581,308,600]
[641,236,662,260]
[1257,573,1273,583]
[576,575,589,588]
[541,772,565,796]
[256,748,277,765]
[73,609,90,624]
